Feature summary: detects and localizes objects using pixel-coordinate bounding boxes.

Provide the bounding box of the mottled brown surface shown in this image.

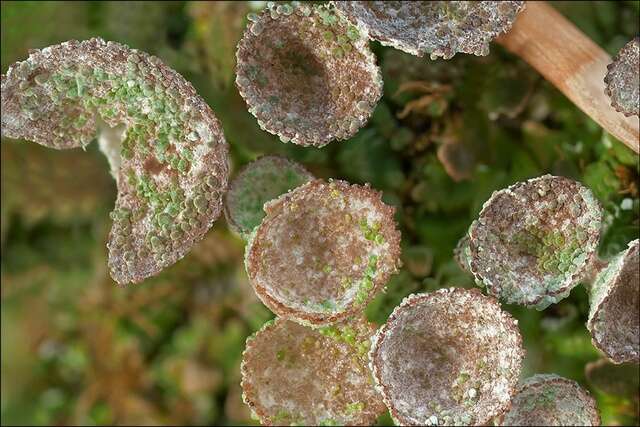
[334,1,524,59]
[245,179,401,325]
[588,239,639,363]
[496,374,600,426]
[240,318,386,426]
[370,288,524,426]
[236,3,382,147]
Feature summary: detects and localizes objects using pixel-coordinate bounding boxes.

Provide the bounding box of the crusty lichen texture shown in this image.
[333,1,525,59]
[369,288,524,426]
[604,37,639,117]
[241,318,386,426]
[245,179,401,325]
[468,175,602,310]
[587,239,639,364]
[495,374,600,426]
[1,38,229,285]
[224,155,313,237]
[236,2,382,147]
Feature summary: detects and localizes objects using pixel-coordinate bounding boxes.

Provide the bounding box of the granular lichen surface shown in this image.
[1,38,229,284]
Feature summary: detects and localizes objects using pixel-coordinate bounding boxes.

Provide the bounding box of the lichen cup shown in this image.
[333,1,525,59]
[241,317,386,426]
[1,38,229,284]
[245,179,401,326]
[236,2,382,147]
[467,175,602,309]
[495,374,600,426]
[369,288,524,426]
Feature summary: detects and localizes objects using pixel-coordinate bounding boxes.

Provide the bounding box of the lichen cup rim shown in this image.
[235,2,383,147]
[467,174,602,309]
[223,154,314,237]
[1,37,229,285]
[244,178,401,326]
[332,1,526,59]
[369,288,525,426]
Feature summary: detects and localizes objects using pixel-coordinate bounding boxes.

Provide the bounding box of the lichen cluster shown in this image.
[1,38,229,285]
[224,155,313,237]
[236,2,382,147]
[458,176,638,364]
[238,176,402,424]
[369,288,524,426]
[241,318,386,426]
[587,239,639,363]
[604,37,640,117]
[333,1,525,59]
[3,2,640,426]
[245,179,401,325]
[496,374,600,426]
[466,175,602,309]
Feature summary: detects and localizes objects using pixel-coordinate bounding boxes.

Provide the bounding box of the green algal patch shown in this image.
[318,323,371,358]
[511,226,584,275]
[345,401,365,415]
[225,156,313,236]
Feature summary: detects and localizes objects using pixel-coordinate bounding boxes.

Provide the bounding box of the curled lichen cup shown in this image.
[587,239,639,364]
[245,179,401,325]
[235,2,382,147]
[604,37,639,117]
[224,155,313,237]
[333,1,525,59]
[1,38,229,284]
[241,317,386,426]
[468,175,602,310]
[369,288,524,426]
[495,374,600,426]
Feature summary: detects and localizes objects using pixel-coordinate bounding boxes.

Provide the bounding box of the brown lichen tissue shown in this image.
[236,2,382,147]
[1,38,229,285]
[240,317,386,426]
[369,288,524,426]
[245,179,401,326]
[588,239,639,364]
[333,1,525,59]
[605,37,640,117]
[468,175,602,310]
[495,374,600,426]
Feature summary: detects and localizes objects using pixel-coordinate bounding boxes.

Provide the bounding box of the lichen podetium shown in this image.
[333,1,525,59]
[1,38,229,284]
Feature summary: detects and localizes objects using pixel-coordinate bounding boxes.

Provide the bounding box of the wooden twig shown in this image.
[497,1,639,153]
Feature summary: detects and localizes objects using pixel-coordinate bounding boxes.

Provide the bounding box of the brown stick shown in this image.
[497,1,639,153]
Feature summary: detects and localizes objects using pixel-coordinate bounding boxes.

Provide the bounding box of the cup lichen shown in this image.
[1,38,229,284]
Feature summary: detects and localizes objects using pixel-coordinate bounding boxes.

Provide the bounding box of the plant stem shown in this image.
[497,1,639,153]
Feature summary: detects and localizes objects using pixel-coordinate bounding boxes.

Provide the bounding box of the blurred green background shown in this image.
[1,1,639,425]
